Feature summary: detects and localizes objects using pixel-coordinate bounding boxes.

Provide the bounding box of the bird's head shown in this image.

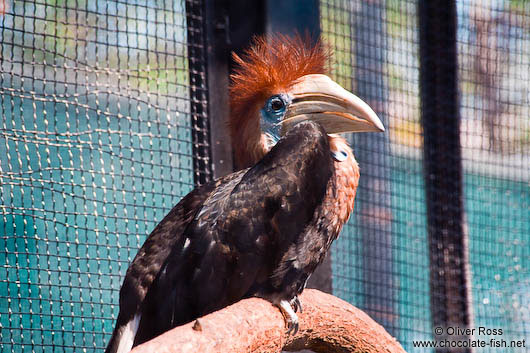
[230,35,384,169]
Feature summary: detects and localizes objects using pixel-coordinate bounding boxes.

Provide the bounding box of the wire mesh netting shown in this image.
[321,0,529,352]
[458,0,529,344]
[1,0,529,352]
[321,0,430,346]
[0,0,204,351]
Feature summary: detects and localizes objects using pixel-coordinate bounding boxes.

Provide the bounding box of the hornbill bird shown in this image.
[106,35,384,353]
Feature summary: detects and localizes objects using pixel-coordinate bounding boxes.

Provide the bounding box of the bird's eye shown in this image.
[270,97,285,112]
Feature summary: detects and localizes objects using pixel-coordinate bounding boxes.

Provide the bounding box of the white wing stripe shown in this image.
[116,313,141,353]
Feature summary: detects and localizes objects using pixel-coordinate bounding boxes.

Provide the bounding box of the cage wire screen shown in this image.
[458,0,529,345]
[321,0,529,352]
[321,0,430,345]
[1,0,529,352]
[0,0,201,351]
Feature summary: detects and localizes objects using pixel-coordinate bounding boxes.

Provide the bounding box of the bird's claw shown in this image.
[278,299,299,335]
[290,296,302,313]
[286,318,299,335]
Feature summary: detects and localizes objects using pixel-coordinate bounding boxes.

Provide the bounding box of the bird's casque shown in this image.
[105,34,384,353]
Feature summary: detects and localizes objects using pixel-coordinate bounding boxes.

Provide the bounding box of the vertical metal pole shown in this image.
[265,1,320,41]
[186,0,213,185]
[227,0,266,59]
[419,1,472,352]
[203,0,234,179]
[352,0,395,335]
[187,0,268,181]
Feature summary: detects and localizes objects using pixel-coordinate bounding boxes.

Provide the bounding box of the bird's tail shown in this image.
[105,314,141,353]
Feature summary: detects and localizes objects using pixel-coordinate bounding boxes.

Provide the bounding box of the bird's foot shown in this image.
[277,299,299,335]
[290,296,302,313]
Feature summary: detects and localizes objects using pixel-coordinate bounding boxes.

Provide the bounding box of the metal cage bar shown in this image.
[186,0,213,185]
[419,1,472,351]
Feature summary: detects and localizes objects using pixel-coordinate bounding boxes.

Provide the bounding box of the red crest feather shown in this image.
[229,34,331,168]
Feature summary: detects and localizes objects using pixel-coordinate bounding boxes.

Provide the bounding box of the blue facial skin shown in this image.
[261,93,348,162]
[260,93,291,146]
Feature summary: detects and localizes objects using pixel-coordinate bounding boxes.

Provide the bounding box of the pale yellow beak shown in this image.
[282,74,385,134]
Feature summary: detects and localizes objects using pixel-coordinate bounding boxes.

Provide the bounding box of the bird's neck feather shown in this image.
[327,135,359,229]
[232,107,266,169]
[234,125,361,226]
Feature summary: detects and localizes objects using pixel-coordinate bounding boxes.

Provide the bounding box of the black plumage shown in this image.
[106,121,339,350]
[105,35,386,353]
[106,36,384,353]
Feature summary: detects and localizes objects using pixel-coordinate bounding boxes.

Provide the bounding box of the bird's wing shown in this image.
[133,121,334,345]
[105,170,247,353]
